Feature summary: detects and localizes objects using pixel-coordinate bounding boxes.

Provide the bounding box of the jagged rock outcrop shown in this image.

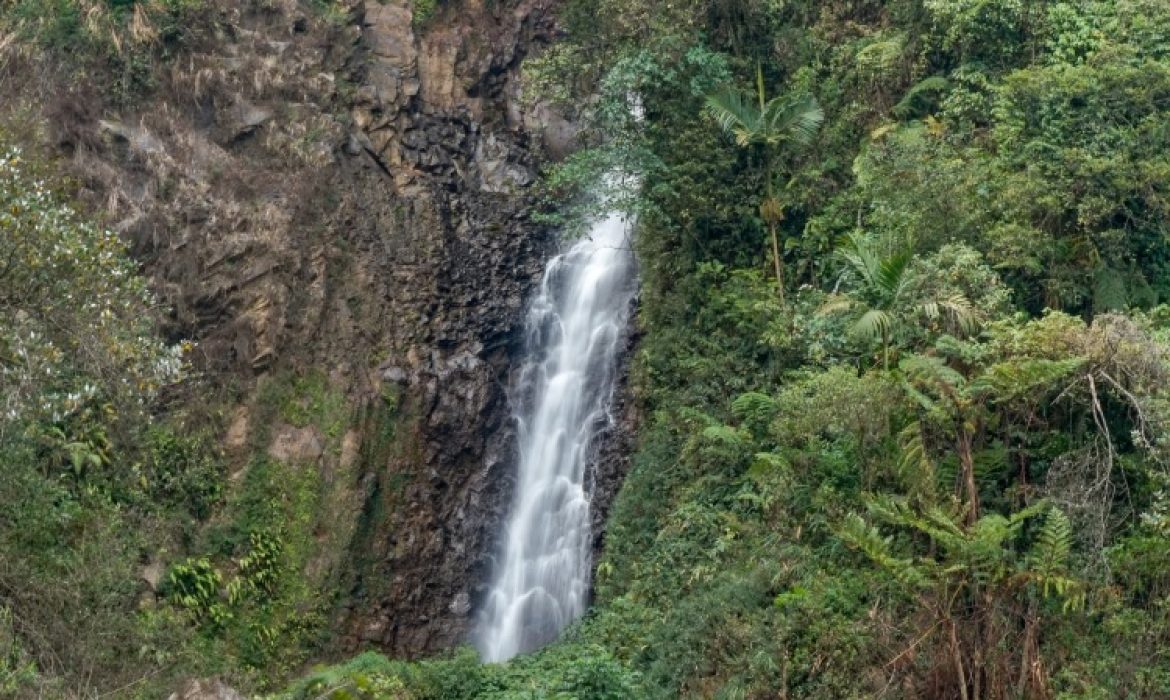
[331,0,564,654]
[589,313,641,559]
[0,0,565,658]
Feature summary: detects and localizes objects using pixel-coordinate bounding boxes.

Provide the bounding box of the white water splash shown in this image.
[476,209,637,662]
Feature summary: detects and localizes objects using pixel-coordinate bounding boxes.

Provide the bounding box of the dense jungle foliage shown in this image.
[299,0,1170,697]
[2,0,1170,697]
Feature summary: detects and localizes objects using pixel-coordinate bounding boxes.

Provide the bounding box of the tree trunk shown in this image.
[957,426,980,526]
[769,220,785,304]
[949,619,970,700]
[1017,600,1048,699]
[764,166,786,304]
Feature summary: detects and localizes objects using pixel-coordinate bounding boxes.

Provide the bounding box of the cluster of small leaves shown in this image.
[0,143,199,694]
[164,558,230,625]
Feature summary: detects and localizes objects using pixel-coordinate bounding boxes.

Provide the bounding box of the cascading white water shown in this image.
[477,208,637,663]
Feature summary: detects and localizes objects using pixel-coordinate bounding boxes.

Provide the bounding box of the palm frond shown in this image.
[854,308,894,340]
[920,293,978,335]
[705,90,762,147]
[762,92,825,147]
[877,248,914,297]
[837,231,883,289]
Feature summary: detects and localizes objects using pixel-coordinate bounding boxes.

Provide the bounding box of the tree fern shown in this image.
[897,421,938,502]
[700,424,749,446]
[867,494,967,553]
[837,512,933,589]
[900,354,967,409]
[1029,507,1072,582]
[970,357,1085,403]
[731,391,778,436]
[1093,265,1128,312]
[747,451,790,478]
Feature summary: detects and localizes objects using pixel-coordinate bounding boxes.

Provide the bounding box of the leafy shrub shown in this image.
[142,426,225,519]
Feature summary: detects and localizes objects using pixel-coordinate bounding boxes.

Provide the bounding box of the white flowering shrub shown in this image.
[0,147,184,459]
[0,145,205,696]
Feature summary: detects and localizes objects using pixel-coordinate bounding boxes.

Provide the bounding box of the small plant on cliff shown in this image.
[411,0,439,27]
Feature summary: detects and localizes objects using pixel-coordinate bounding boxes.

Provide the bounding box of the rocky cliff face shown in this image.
[2,0,629,661]
[331,0,573,655]
[2,0,565,657]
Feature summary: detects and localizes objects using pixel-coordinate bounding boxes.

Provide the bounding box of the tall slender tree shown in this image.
[705,66,823,303]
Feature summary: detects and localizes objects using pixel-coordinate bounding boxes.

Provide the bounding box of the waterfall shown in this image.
[477,207,637,662]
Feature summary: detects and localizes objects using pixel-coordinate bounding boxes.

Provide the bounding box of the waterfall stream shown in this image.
[476,208,637,662]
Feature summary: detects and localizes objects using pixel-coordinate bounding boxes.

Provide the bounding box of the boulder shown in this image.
[267,424,325,464]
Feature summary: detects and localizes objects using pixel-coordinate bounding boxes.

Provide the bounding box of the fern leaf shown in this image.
[970,357,1085,402]
[731,392,778,425]
[837,513,931,589]
[1029,506,1072,577]
[897,422,937,502]
[900,354,967,400]
[817,294,856,316]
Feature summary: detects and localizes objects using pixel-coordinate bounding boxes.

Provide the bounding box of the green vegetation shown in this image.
[0,142,200,697]
[161,370,364,683]
[265,645,636,700]
[293,0,1170,697]
[0,133,363,695]
[516,0,1170,696]
[411,0,441,28]
[3,0,207,102]
[5,0,1170,697]
[704,66,824,300]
